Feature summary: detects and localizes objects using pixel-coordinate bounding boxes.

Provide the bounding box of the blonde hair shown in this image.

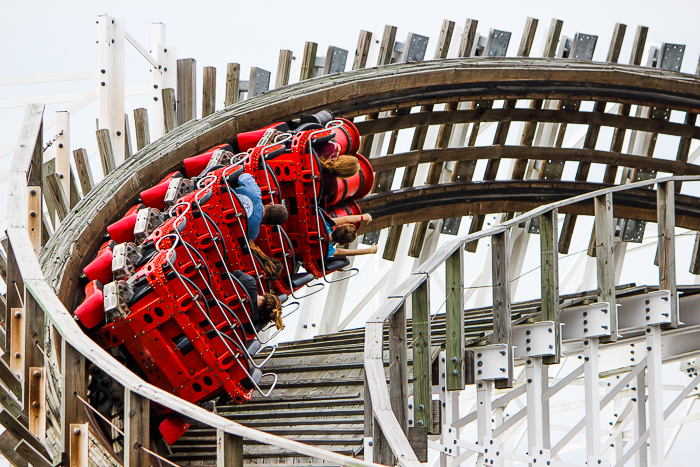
[321,155,360,179]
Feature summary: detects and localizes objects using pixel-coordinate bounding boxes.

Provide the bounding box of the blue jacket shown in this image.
[234,173,263,240]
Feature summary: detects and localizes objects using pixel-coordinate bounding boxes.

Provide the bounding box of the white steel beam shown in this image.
[584,337,602,465]
[526,357,545,454]
[646,325,664,467]
[97,14,126,165]
[55,111,70,196]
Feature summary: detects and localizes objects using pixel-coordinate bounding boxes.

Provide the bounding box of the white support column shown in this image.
[97,14,125,165]
[150,23,167,140]
[526,357,544,454]
[646,324,664,467]
[634,370,648,467]
[439,351,461,467]
[477,380,495,466]
[584,337,602,466]
[55,111,70,195]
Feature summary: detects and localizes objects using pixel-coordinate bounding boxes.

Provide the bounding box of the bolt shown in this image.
[526,338,531,344]
[33,370,41,378]
[14,311,21,319]
[451,357,458,363]
[645,299,650,304]
[30,189,37,196]
[646,308,650,312]
[111,39,115,43]
[116,131,121,136]
[647,346,652,351]
[526,330,531,335]
[101,81,106,86]
[477,353,482,358]
[452,370,458,375]
[500,350,506,355]
[527,359,532,365]
[416,420,424,426]
[303,324,307,328]
[477,361,483,367]
[442,357,445,363]
[14,353,20,359]
[478,370,482,375]
[408,403,413,409]
[500,368,506,372]
[164,67,168,71]
[74,428,81,435]
[549,345,553,349]
[646,316,651,321]
[583,311,588,317]
[312,323,316,327]
[101,69,106,73]
[408,419,413,424]
[583,320,588,325]
[418,404,424,411]
[32,401,40,408]
[548,328,552,333]
[526,347,531,352]
[58,143,64,148]
[30,211,36,217]
[584,328,588,333]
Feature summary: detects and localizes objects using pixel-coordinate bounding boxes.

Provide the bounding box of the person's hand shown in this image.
[362,213,372,224]
[368,244,379,254]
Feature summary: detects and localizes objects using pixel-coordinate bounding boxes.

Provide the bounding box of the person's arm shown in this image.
[332,213,372,226]
[334,244,378,256]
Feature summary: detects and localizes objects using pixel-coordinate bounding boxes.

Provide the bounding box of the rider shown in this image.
[230,172,288,240]
[233,270,284,331]
[319,211,378,258]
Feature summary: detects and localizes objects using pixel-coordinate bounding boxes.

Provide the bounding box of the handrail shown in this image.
[364,174,700,466]
[7,105,383,467]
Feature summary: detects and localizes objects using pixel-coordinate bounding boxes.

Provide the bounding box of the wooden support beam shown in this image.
[46,173,69,221]
[27,187,41,253]
[177,58,197,125]
[373,412,392,465]
[0,358,21,399]
[123,113,133,159]
[124,389,150,467]
[607,23,627,63]
[388,303,408,432]
[540,209,561,364]
[3,241,22,361]
[445,249,465,390]
[41,159,57,225]
[378,25,398,66]
[225,63,240,106]
[518,17,539,57]
[595,193,617,342]
[95,128,116,176]
[0,431,28,467]
[202,66,216,118]
[434,20,455,60]
[543,19,564,58]
[162,88,178,133]
[72,149,93,196]
[353,31,372,70]
[28,367,45,438]
[658,181,679,328]
[14,440,50,467]
[458,19,478,58]
[0,410,49,459]
[133,108,150,151]
[68,169,80,210]
[69,423,88,467]
[276,50,293,87]
[61,340,86,464]
[216,429,243,467]
[23,294,44,417]
[412,280,432,430]
[492,231,513,389]
[300,42,318,81]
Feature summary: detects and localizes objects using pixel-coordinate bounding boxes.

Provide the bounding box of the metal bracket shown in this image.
[481,438,502,466]
[484,29,511,57]
[531,448,551,466]
[324,46,348,74]
[570,33,598,60]
[250,68,270,97]
[659,43,685,71]
[402,33,429,62]
[560,302,613,340]
[442,427,458,457]
[512,321,557,359]
[441,217,461,235]
[617,290,679,328]
[474,344,510,381]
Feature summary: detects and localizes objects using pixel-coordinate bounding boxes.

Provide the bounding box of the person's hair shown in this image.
[259,293,284,330]
[330,224,357,245]
[321,155,360,179]
[249,242,284,282]
[261,204,288,225]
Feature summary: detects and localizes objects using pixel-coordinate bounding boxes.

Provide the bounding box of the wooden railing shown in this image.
[364,174,689,466]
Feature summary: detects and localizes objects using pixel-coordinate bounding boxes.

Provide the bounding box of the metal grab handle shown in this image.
[254,373,279,398]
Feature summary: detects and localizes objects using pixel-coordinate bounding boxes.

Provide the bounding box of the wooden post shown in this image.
[225,63,240,106]
[434,20,455,60]
[46,173,69,221]
[217,430,243,467]
[377,25,398,66]
[28,367,45,438]
[607,23,627,63]
[353,30,372,70]
[658,181,679,327]
[595,194,617,341]
[518,17,539,57]
[276,50,293,87]
[133,108,150,151]
[202,66,216,118]
[72,149,93,196]
[95,128,116,176]
[445,249,465,390]
[412,279,432,431]
[373,416,392,465]
[4,241,22,361]
[123,113,133,159]
[23,293,44,415]
[14,440,49,467]
[540,210,561,364]
[492,231,513,389]
[542,19,564,58]
[61,341,86,464]
[162,88,178,133]
[27,187,41,253]
[69,423,88,467]
[124,389,150,467]
[300,42,318,80]
[177,58,197,125]
[68,169,80,209]
[388,303,408,432]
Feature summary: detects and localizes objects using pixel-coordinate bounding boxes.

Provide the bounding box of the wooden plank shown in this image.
[46,173,69,221]
[177,58,197,125]
[162,88,178,133]
[540,209,561,365]
[133,108,150,151]
[542,19,564,58]
[517,17,539,57]
[95,128,116,176]
[458,19,478,58]
[0,358,21,399]
[445,249,465,390]
[41,159,57,225]
[124,389,150,467]
[492,231,513,389]
[4,241,21,360]
[658,181,679,328]
[411,280,431,430]
[123,112,133,159]
[72,149,93,196]
[276,50,293,87]
[0,410,49,459]
[10,104,44,179]
[388,303,408,432]
[61,340,86,461]
[68,169,80,209]
[69,423,88,467]
[23,294,44,418]
[607,23,627,63]
[217,430,243,467]
[300,42,318,81]
[434,20,455,60]
[595,193,617,342]
[373,412,393,465]
[377,25,398,66]
[0,431,27,467]
[14,440,50,467]
[202,66,216,118]
[27,367,45,438]
[407,426,428,463]
[27,187,41,253]
[353,31,372,70]
[225,63,240,106]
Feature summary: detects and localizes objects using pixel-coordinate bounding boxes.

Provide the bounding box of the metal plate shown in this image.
[560,302,613,340]
[512,321,557,359]
[404,33,429,62]
[659,43,685,71]
[527,217,540,234]
[441,217,461,235]
[473,344,510,381]
[361,230,381,245]
[250,68,270,97]
[620,219,645,243]
[571,33,598,60]
[484,29,511,57]
[617,290,676,329]
[327,47,348,74]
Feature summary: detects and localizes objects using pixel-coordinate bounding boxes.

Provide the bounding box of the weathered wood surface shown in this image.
[202,66,217,118]
[177,58,197,125]
[492,231,513,389]
[276,50,293,88]
[72,148,94,195]
[300,42,318,81]
[95,129,116,176]
[225,63,241,106]
[540,209,561,365]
